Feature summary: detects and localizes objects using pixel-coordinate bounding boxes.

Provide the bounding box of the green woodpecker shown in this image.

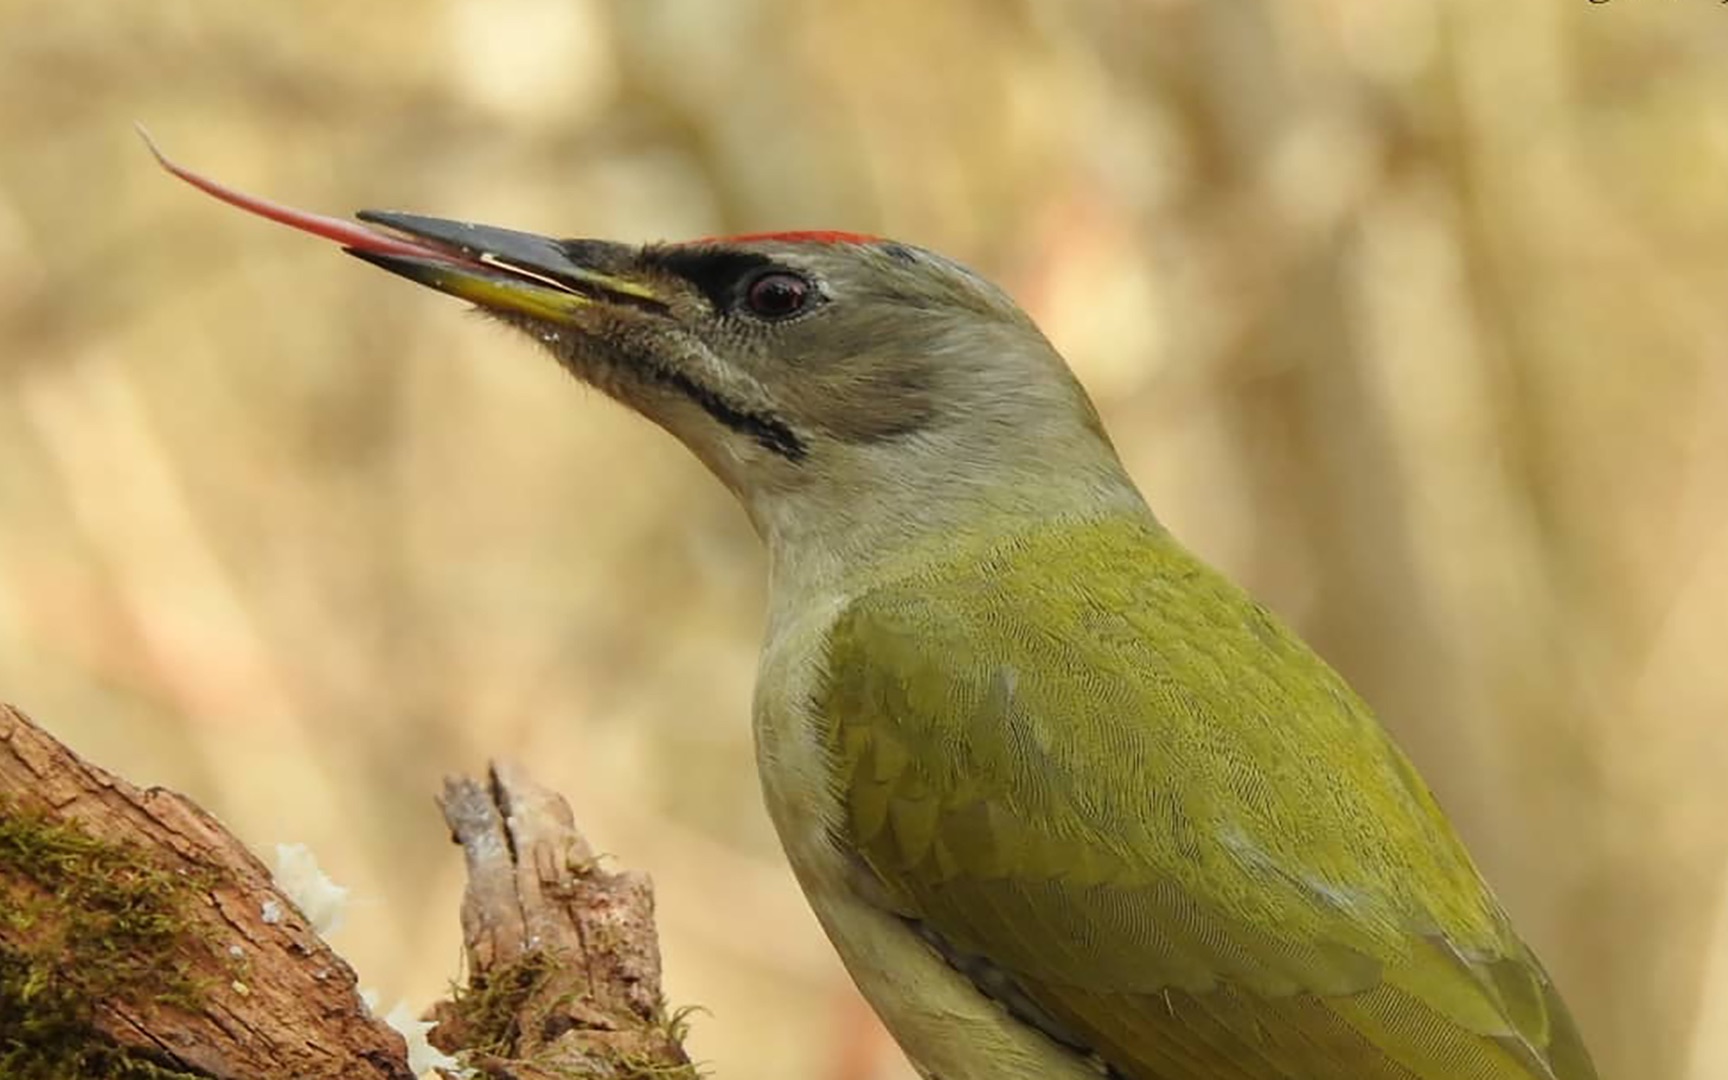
[151,139,1599,1080]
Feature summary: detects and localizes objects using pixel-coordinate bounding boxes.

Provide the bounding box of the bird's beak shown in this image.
[140,127,664,323]
[344,212,666,323]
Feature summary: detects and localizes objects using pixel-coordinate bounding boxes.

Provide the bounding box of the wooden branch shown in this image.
[0,704,693,1079]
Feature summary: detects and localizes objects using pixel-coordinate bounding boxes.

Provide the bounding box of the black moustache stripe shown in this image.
[653,366,807,462]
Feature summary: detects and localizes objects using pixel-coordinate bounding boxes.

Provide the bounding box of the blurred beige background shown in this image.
[2,2,1726,1077]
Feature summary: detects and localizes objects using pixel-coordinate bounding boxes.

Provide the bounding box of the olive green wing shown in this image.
[817,520,1596,1080]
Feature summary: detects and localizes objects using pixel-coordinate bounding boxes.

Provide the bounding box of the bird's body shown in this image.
[759,513,1593,1079]
[151,142,1599,1079]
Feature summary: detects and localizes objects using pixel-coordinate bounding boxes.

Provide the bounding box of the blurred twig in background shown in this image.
[1,2,1725,1078]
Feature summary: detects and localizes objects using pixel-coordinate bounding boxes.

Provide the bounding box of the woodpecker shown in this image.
[152,139,1600,1080]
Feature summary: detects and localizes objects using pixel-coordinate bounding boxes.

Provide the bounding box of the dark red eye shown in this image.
[744,271,813,320]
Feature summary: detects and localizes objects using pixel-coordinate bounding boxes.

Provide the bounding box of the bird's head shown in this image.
[145,139,1144,580]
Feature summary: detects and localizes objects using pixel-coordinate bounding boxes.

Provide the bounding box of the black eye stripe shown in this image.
[644,247,776,312]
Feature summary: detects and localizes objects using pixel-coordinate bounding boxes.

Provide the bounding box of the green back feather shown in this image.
[817,515,1597,1080]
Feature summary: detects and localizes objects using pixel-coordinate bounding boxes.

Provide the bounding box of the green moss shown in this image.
[659,1001,704,1049]
[0,796,215,1079]
[442,949,558,1058]
[440,952,704,1079]
[619,998,705,1080]
[614,1057,704,1080]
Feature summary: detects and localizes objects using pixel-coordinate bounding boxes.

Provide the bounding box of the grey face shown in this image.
[528,237,1079,463]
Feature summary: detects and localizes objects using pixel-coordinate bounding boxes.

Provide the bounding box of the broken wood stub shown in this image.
[431,762,696,1078]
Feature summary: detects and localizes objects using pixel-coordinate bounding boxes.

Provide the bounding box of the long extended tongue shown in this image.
[137,124,462,263]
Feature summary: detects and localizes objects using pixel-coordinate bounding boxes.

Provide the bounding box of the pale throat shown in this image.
[752,450,1151,627]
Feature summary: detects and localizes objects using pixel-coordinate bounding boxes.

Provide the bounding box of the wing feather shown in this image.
[817,518,1596,1080]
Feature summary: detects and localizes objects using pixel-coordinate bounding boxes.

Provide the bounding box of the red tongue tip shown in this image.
[141,127,886,260]
[136,124,455,262]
